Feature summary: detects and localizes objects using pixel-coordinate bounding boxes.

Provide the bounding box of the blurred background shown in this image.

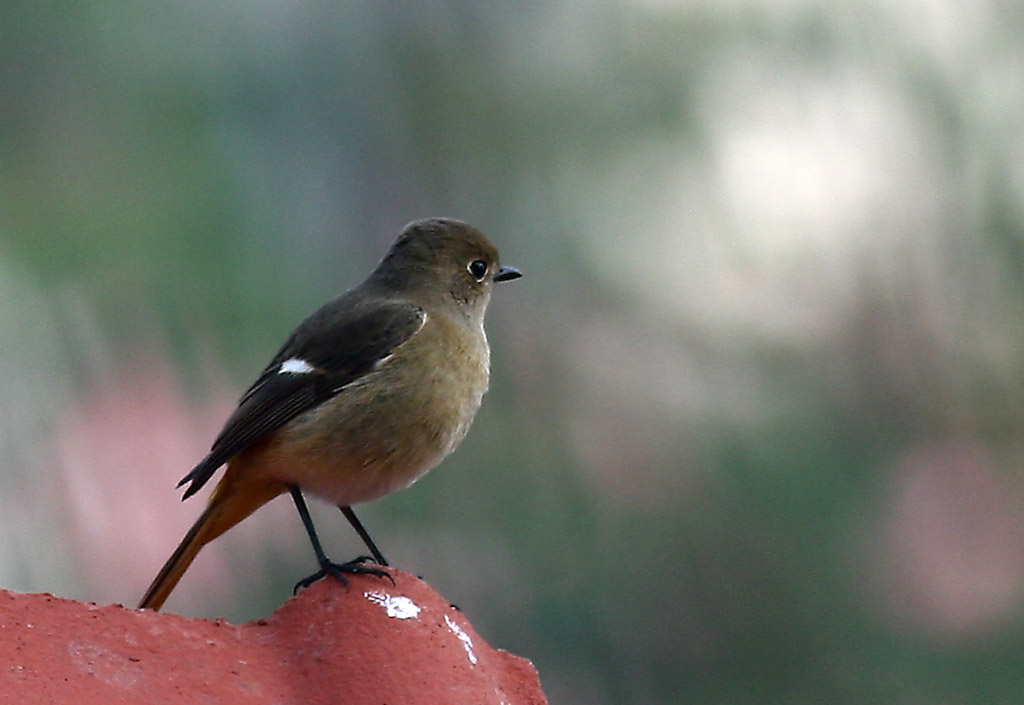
[2,1,1024,703]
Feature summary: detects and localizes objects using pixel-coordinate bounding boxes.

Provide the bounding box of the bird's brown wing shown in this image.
[177,300,426,499]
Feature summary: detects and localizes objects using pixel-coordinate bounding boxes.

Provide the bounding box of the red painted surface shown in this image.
[0,570,548,705]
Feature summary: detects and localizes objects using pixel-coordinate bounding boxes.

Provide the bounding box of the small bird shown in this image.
[138,218,521,611]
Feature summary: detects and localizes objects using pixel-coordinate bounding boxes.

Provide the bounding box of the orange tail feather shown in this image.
[138,469,286,611]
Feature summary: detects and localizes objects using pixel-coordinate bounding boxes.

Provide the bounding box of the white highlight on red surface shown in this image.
[445,614,478,665]
[364,591,422,620]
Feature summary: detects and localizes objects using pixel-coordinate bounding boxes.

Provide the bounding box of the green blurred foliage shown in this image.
[3,2,1024,704]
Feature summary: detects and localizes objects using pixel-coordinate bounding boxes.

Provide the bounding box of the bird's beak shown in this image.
[494,265,522,282]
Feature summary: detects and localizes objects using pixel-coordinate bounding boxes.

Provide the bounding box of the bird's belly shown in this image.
[261,416,471,507]
[271,445,445,507]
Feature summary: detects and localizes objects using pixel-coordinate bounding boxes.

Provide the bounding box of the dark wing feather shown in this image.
[178,300,426,499]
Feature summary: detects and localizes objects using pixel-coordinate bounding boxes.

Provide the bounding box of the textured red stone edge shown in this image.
[0,570,549,705]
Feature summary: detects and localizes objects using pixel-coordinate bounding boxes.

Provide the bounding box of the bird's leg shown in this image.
[289,485,392,594]
[339,505,389,566]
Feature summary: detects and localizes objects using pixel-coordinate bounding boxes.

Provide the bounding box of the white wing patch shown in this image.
[279,357,316,374]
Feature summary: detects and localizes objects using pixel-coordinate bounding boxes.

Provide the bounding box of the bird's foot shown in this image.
[293,555,394,594]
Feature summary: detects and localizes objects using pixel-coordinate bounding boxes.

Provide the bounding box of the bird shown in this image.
[138,217,521,611]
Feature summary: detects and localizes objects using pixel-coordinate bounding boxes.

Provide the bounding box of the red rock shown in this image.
[0,570,548,705]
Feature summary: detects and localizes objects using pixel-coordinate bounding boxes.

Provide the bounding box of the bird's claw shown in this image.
[293,556,394,594]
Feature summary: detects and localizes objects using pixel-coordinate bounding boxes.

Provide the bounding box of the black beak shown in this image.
[494,265,522,282]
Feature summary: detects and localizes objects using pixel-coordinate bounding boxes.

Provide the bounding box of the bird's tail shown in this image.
[138,466,286,611]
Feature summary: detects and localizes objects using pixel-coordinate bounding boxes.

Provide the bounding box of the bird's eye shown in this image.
[468,259,488,281]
